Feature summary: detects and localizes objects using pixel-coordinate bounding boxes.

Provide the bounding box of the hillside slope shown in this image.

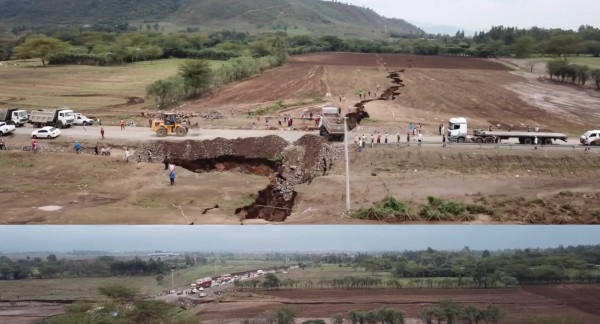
[0,0,423,37]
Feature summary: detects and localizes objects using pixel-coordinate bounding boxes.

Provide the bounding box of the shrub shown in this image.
[353,196,414,221]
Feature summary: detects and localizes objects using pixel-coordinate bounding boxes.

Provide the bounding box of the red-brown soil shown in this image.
[197,286,600,323]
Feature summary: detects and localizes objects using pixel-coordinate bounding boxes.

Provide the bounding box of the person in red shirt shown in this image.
[100,127,105,139]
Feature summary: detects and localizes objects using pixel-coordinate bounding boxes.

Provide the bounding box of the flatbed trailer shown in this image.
[470,130,568,145]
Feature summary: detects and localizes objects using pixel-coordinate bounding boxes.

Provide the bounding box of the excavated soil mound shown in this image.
[141,135,339,222]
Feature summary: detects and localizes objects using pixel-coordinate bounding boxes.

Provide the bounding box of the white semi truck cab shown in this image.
[448,117,468,142]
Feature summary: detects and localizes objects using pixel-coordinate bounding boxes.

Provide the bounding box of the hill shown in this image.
[0,0,423,37]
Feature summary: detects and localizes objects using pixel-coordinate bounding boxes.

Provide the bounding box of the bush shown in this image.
[353,196,414,221]
[420,196,492,221]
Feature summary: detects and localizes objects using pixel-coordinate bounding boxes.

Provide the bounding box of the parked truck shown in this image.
[0,121,16,136]
[195,277,212,289]
[318,106,346,141]
[0,108,29,127]
[29,109,75,129]
[448,117,568,145]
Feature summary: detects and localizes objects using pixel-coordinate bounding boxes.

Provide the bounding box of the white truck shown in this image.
[448,117,568,145]
[0,121,16,136]
[318,106,346,141]
[29,109,75,129]
[0,108,29,127]
[73,113,94,126]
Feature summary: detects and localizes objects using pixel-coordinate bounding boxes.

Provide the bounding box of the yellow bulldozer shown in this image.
[150,113,188,137]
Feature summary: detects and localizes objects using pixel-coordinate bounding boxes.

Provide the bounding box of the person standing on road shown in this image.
[443,134,447,147]
[535,125,539,132]
[83,124,88,136]
[439,122,443,135]
[441,123,445,136]
[384,133,388,144]
[100,127,105,140]
[169,170,176,185]
[163,156,169,170]
[370,134,375,147]
[406,131,411,146]
[74,141,81,154]
[94,145,99,155]
[376,132,381,144]
[418,132,423,147]
[397,132,401,145]
[120,120,125,130]
[97,118,101,126]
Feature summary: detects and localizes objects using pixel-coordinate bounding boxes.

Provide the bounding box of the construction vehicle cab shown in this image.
[151,113,188,137]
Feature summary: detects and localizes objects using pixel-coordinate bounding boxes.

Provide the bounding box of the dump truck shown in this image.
[448,117,568,145]
[29,109,75,129]
[318,106,346,141]
[0,108,28,127]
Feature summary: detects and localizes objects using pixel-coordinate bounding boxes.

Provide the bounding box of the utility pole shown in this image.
[214,259,217,277]
[344,117,351,211]
[171,269,174,288]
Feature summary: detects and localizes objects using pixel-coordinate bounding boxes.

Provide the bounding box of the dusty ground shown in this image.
[0,302,66,324]
[1,143,599,224]
[196,285,600,324]
[1,52,600,224]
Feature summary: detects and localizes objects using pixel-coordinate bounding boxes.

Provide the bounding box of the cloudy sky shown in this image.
[0,226,597,253]
[347,0,598,32]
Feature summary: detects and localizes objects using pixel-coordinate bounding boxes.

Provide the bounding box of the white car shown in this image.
[32,126,61,139]
[74,114,94,126]
[580,130,600,145]
[0,121,16,136]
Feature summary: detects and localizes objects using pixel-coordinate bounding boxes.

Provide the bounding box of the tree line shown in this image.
[0,254,195,280]
[546,59,600,88]
[3,22,599,67]
[281,245,600,286]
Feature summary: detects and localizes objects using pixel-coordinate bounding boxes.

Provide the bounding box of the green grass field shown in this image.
[532,56,600,69]
[0,59,223,113]
[0,259,284,300]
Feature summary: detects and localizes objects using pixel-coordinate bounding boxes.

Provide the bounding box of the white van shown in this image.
[580,130,600,145]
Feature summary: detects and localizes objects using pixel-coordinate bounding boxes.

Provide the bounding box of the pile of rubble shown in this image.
[140,135,340,222]
[139,111,200,119]
[200,110,226,120]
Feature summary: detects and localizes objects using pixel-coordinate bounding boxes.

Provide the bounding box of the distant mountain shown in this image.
[0,0,424,38]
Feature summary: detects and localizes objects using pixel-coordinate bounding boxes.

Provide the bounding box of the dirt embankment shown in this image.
[141,135,339,222]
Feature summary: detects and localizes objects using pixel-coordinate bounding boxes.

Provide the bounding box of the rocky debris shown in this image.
[200,110,226,120]
[140,111,200,120]
[141,135,340,222]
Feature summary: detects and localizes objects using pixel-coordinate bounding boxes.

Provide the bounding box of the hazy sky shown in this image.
[347,0,598,31]
[0,226,597,253]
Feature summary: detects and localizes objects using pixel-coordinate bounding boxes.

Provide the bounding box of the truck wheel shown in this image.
[523,138,533,145]
[590,141,597,146]
[485,137,494,144]
[156,127,167,137]
[543,138,553,145]
[457,137,466,143]
[0,131,3,137]
[176,127,186,136]
[475,137,483,143]
[319,127,325,136]
[32,135,37,139]
[57,122,63,129]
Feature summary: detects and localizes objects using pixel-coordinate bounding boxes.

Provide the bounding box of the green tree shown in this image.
[591,68,600,89]
[545,35,580,58]
[271,36,288,66]
[513,36,536,58]
[146,76,184,108]
[273,306,296,324]
[13,35,71,66]
[262,273,281,290]
[156,274,164,285]
[97,284,138,303]
[178,59,213,98]
[143,45,163,64]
